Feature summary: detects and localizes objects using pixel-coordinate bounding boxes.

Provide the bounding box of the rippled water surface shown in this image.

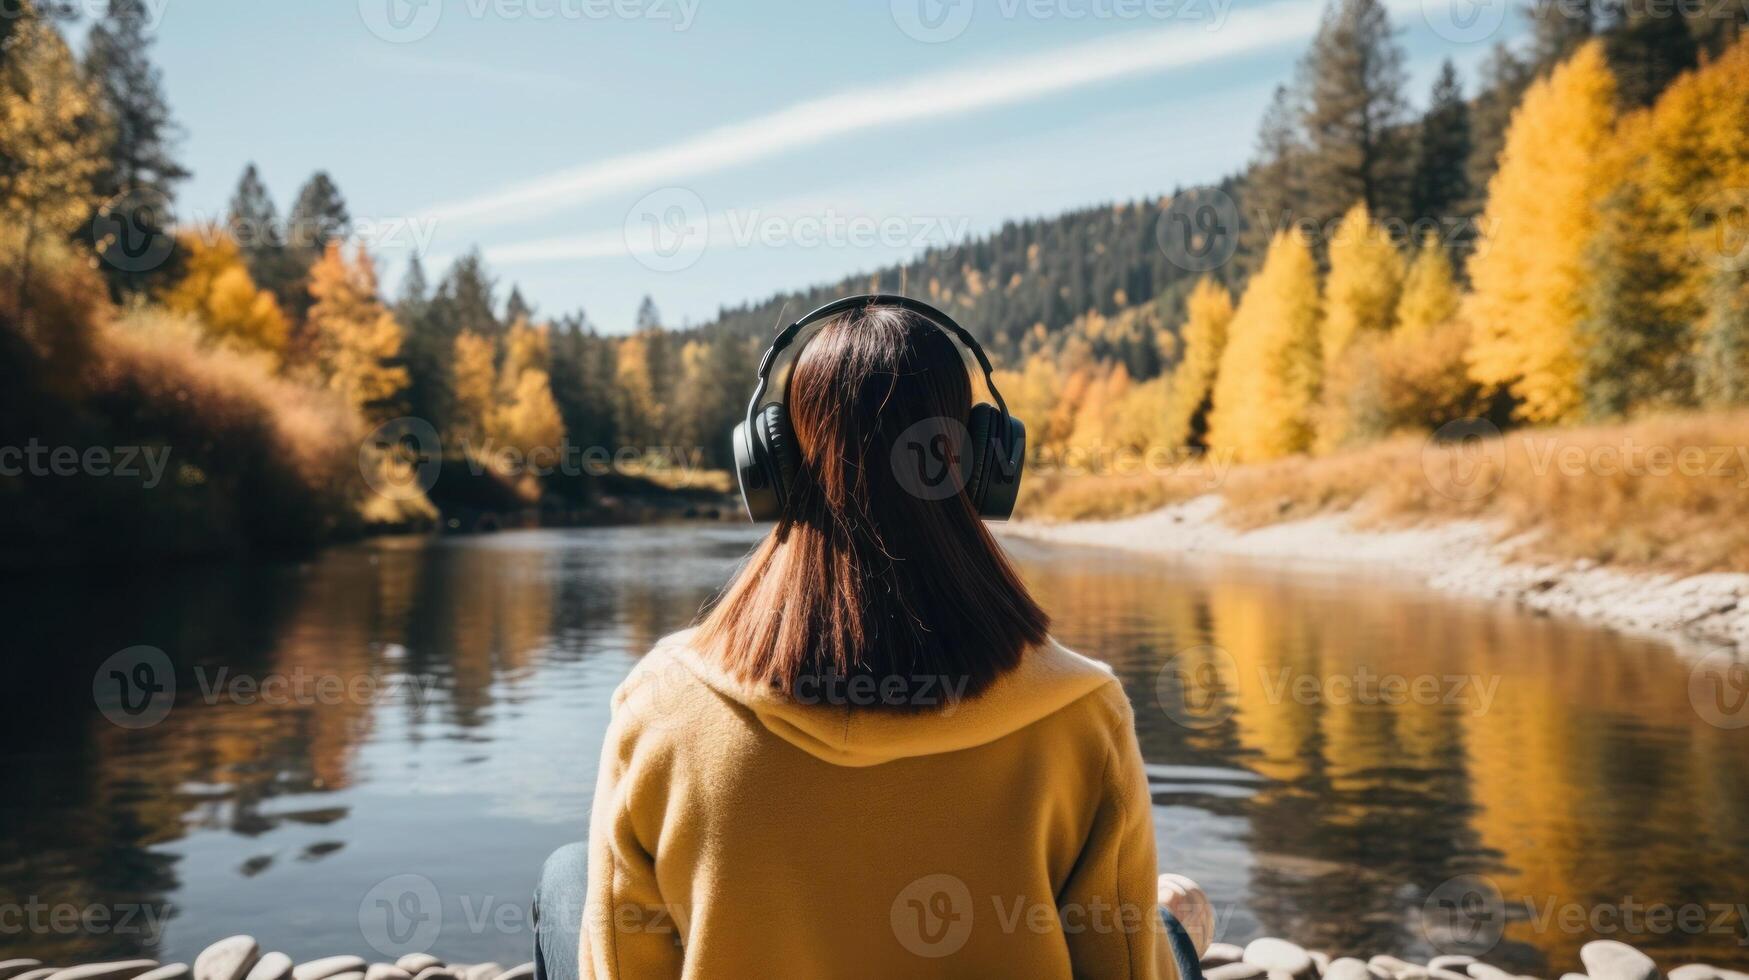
[3,526,1747,972]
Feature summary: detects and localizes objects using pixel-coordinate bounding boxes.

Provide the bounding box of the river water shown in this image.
[3,526,1746,973]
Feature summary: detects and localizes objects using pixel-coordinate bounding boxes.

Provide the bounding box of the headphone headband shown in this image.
[744,294,1010,433]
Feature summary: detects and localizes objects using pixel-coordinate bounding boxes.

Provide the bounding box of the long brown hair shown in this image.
[695,304,1049,704]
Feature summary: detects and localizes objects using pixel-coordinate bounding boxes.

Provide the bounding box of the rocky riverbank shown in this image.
[0,943,530,980]
[1003,495,1749,655]
[1200,937,1747,980]
[5,935,1744,980]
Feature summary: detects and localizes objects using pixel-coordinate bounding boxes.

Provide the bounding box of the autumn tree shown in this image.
[0,12,106,313]
[491,317,563,458]
[1207,231,1323,461]
[306,241,408,417]
[1465,42,1617,423]
[450,329,496,447]
[1696,256,1749,407]
[1394,231,1460,339]
[1163,277,1234,450]
[1578,35,1749,413]
[159,229,290,356]
[614,331,664,447]
[1321,202,1404,367]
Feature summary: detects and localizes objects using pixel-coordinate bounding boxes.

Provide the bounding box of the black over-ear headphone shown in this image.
[732,294,1026,523]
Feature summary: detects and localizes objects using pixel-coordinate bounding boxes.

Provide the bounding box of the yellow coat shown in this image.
[583,628,1168,978]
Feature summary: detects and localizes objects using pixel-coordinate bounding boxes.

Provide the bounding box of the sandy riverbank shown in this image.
[1003,495,1749,654]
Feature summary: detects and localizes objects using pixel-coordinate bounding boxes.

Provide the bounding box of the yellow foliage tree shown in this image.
[492,366,564,458]
[1321,203,1405,367]
[1163,277,1235,449]
[1207,232,1323,461]
[160,230,290,356]
[1066,364,1131,468]
[305,242,408,416]
[502,315,550,383]
[1465,41,1617,423]
[1394,232,1461,339]
[1585,35,1749,410]
[993,352,1062,459]
[491,317,563,454]
[614,332,664,445]
[451,328,496,445]
[0,14,107,308]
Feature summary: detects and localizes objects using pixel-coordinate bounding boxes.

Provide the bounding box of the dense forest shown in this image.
[2,0,1746,564]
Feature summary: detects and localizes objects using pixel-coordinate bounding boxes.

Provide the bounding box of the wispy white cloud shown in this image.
[417,0,1343,230]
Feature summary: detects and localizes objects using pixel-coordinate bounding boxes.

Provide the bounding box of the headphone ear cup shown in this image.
[980,414,1025,521]
[760,403,800,512]
[964,406,1024,520]
[965,403,996,512]
[733,419,779,521]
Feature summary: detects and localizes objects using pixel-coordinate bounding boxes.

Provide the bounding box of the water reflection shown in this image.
[1,528,1745,973]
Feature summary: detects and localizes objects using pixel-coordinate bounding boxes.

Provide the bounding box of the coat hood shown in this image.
[648,628,1118,768]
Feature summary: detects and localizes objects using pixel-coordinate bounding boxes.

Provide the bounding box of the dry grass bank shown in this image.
[1014,411,1749,574]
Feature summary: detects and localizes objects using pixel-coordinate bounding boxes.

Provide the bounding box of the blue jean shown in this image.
[531,843,1206,980]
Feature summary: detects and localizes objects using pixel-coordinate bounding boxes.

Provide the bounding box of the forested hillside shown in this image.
[3,0,1746,564]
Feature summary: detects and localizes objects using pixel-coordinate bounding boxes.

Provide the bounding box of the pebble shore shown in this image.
[1003,495,1749,653]
[1200,937,1748,980]
[0,942,532,980]
[7,935,1744,980]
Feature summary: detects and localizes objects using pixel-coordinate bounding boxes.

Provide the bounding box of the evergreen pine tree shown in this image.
[288,171,351,254]
[1531,0,1599,75]
[635,295,663,331]
[81,0,187,296]
[1299,0,1411,230]
[1464,43,1533,217]
[1239,84,1306,276]
[1409,60,1471,230]
[1604,3,1698,108]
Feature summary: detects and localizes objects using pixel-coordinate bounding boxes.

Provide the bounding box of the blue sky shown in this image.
[135,0,1526,332]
